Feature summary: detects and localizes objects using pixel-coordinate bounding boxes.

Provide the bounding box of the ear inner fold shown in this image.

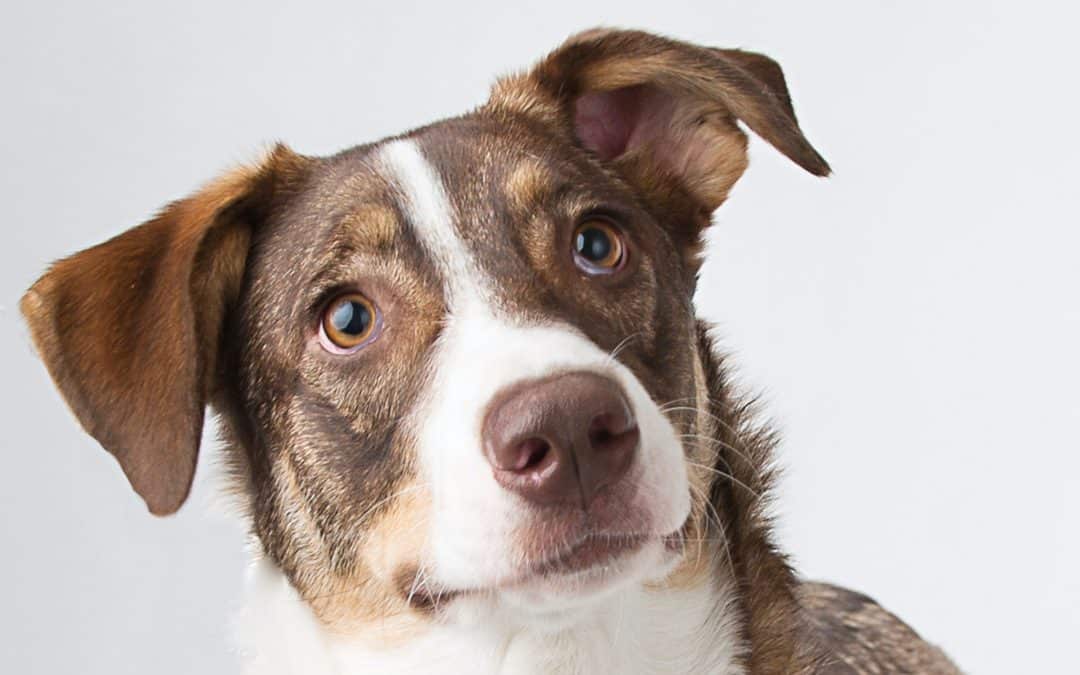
[491,29,830,212]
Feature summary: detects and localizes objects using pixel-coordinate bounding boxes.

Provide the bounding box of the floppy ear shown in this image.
[489,28,829,250]
[21,145,311,515]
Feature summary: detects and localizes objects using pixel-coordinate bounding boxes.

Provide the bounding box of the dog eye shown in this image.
[319,293,380,353]
[573,219,625,274]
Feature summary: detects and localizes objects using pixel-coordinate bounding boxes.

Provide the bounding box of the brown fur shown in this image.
[20,28,956,673]
[20,144,312,515]
[800,583,962,674]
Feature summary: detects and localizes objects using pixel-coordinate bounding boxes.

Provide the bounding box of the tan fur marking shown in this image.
[310,480,436,644]
[339,204,400,251]
[503,159,554,216]
[489,73,561,125]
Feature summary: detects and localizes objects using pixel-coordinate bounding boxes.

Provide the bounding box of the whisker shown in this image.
[687,480,735,575]
[355,483,426,526]
[686,460,761,499]
[657,396,700,412]
[605,332,641,365]
[405,563,423,608]
[661,403,768,469]
[677,432,761,474]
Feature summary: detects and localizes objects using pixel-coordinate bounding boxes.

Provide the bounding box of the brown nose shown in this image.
[482,371,639,507]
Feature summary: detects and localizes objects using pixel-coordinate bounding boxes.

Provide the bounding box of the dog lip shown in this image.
[409,526,688,609]
[496,527,686,590]
[406,514,693,608]
[526,533,649,579]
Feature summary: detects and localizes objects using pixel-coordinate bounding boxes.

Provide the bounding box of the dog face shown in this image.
[22,30,827,636]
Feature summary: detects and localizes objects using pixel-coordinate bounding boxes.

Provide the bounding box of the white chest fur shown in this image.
[237,558,746,675]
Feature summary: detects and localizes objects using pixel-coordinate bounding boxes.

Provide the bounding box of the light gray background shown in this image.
[2,1,1077,673]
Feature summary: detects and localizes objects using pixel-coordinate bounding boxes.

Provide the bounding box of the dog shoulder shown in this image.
[798,582,961,674]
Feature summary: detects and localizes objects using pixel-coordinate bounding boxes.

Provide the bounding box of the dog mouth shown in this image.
[493,525,688,598]
[517,532,651,580]
[401,526,688,610]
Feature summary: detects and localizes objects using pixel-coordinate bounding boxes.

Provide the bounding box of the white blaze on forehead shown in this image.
[375,137,690,597]
[375,138,487,305]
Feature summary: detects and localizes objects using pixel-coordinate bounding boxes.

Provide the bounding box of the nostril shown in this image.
[588,415,615,447]
[588,413,637,452]
[515,438,551,471]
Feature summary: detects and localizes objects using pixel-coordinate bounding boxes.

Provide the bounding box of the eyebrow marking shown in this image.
[339,204,400,251]
[375,138,487,307]
[503,159,554,215]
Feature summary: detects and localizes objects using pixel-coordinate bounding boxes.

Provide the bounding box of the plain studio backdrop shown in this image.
[2,1,1077,673]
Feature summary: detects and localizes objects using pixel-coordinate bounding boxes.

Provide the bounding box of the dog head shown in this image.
[22,30,827,637]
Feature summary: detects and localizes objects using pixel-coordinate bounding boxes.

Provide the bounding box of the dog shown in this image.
[22,28,959,674]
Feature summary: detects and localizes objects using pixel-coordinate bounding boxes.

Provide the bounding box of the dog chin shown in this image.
[426,517,688,626]
[489,478,692,606]
[498,536,681,609]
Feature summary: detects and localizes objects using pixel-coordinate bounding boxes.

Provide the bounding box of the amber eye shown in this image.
[320,293,380,352]
[573,220,625,273]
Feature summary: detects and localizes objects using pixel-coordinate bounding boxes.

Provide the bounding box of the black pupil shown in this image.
[330,299,371,337]
[576,227,614,263]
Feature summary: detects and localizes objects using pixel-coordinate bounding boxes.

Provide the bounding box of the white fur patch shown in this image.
[240,557,746,675]
[377,138,488,305]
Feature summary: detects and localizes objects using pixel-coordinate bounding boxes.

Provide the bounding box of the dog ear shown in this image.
[21,145,311,515]
[489,28,828,242]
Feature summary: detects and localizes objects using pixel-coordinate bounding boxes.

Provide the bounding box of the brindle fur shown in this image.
[21,28,958,672]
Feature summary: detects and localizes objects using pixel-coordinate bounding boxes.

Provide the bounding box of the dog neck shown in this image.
[237,555,746,675]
